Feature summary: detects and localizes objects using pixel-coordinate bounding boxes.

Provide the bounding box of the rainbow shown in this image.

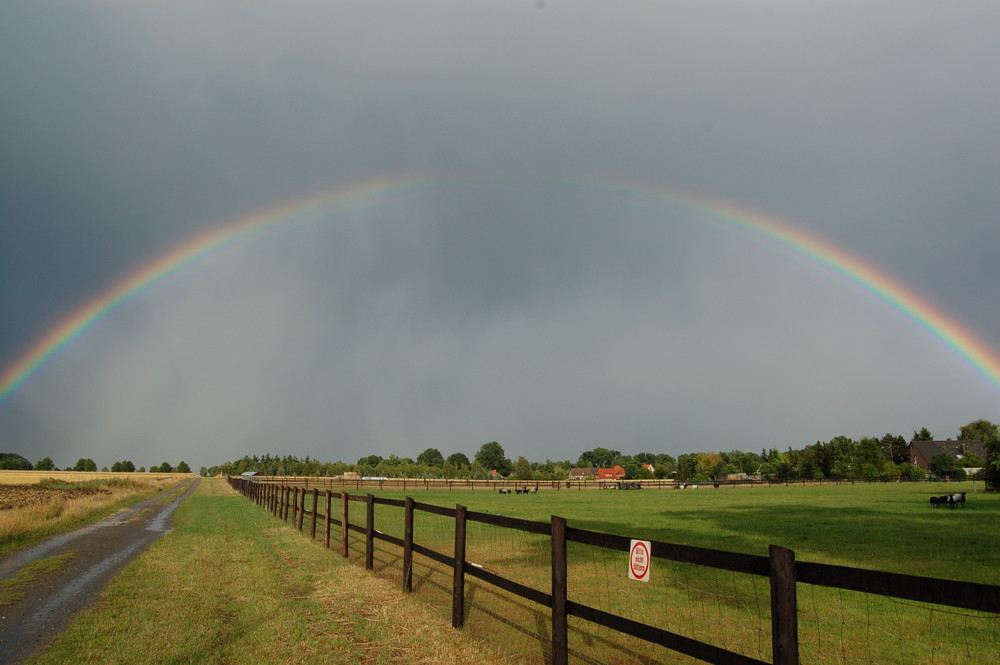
[603,178,1000,395]
[0,175,423,408]
[2,175,1000,408]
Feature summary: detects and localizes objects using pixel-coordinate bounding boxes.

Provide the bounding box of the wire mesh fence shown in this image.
[798,582,1000,665]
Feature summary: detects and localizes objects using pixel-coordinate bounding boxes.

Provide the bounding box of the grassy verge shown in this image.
[0,477,184,555]
[28,478,515,665]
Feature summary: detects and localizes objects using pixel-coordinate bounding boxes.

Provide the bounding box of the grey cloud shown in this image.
[2,1,998,470]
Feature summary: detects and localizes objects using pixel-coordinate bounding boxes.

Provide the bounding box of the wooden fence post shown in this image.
[291,487,299,525]
[311,489,319,539]
[341,492,350,557]
[452,504,468,629]
[551,515,568,665]
[324,490,332,549]
[770,544,799,665]
[365,494,375,571]
[299,488,307,531]
[403,497,414,592]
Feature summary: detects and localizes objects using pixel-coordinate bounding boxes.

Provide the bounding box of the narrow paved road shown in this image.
[0,478,200,664]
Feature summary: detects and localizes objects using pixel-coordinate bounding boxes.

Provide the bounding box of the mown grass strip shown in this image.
[27,478,514,665]
[0,551,76,606]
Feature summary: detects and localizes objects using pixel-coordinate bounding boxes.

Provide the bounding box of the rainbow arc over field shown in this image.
[2,174,1000,407]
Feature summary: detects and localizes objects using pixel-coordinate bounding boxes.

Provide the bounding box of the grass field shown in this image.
[341,480,999,664]
[14,478,999,665]
[369,480,999,583]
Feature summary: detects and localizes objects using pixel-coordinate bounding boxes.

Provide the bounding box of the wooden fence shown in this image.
[238,474,960,493]
[227,475,1000,665]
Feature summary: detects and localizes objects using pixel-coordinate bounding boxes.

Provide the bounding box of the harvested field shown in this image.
[0,484,106,511]
[0,475,186,555]
[0,470,192,485]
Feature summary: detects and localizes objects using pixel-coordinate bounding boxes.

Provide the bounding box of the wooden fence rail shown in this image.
[227,475,1000,665]
[238,474,970,493]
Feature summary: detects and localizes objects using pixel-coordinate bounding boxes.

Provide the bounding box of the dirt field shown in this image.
[0,484,107,510]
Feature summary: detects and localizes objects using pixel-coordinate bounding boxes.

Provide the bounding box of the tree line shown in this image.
[207,418,1000,486]
[0,454,191,474]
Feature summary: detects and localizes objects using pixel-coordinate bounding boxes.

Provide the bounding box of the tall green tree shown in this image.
[512,456,533,480]
[880,433,909,464]
[958,419,999,446]
[447,452,470,468]
[653,454,677,478]
[417,448,445,467]
[962,419,1000,489]
[576,447,620,468]
[912,427,934,442]
[176,460,191,473]
[676,454,697,481]
[474,442,512,476]
[855,437,888,477]
[0,453,32,470]
[929,452,959,476]
[74,458,97,472]
[35,456,56,471]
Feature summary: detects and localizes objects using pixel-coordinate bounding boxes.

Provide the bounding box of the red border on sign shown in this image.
[629,540,650,580]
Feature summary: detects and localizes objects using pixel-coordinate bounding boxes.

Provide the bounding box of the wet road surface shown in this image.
[0,479,200,664]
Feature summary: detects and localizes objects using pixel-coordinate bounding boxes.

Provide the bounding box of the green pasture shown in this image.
[369,481,999,585]
[355,481,998,664]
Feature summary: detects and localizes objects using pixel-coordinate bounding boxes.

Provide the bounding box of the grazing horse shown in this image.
[950,492,966,508]
[930,495,942,507]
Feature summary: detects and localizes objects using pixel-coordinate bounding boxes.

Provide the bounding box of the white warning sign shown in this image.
[628,539,651,582]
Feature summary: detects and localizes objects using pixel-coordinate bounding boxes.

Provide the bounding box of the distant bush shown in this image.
[897,463,925,480]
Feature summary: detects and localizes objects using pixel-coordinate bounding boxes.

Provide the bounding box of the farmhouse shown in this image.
[596,466,626,481]
[568,467,597,480]
[909,440,987,473]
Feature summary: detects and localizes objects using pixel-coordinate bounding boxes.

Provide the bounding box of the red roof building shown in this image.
[596,465,626,480]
